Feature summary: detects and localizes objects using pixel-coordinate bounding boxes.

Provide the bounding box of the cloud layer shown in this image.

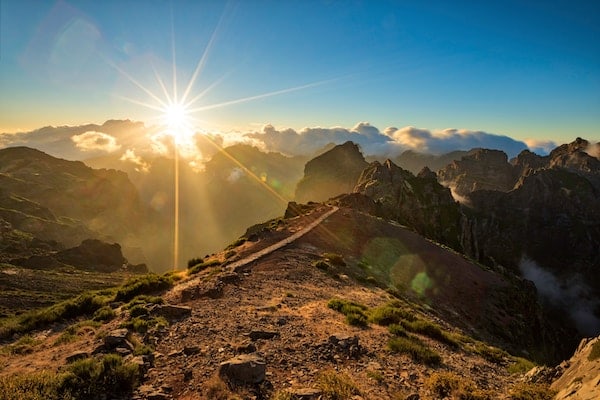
[1,120,582,170]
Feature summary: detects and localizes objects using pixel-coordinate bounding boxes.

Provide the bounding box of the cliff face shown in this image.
[295,141,369,203]
[354,160,462,249]
[437,148,519,197]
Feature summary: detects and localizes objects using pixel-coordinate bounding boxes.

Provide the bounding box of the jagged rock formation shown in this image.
[295,141,368,203]
[353,160,462,249]
[395,149,469,174]
[551,335,600,399]
[438,148,519,197]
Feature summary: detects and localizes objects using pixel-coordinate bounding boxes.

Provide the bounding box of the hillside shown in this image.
[0,203,574,399]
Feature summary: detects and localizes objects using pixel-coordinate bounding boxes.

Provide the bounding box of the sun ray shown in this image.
[114,94,166,112]
[187,79,334,113]
[183,71,231,109]
[152,63,173,104]
[106,59,169,108]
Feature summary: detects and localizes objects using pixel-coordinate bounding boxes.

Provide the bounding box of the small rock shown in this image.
[249,330,279,340]
[218,272,240,284]
[66,351,89,363]
[235,341,257,354]
[150,304,192,321]
[289,388,323,399]
[183,345,201,356]
[406,394,420,400]
[219,354,266,383]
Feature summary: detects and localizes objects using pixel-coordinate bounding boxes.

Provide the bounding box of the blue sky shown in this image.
[1,0,599,146]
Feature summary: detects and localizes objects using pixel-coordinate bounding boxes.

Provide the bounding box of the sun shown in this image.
[162,102,193,143]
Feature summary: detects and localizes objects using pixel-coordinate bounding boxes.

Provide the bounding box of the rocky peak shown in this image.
[354,159,461,248]
[417,166,437,180]
[295,141,368,203]
[511,149,547,175]
[437,148,518,197]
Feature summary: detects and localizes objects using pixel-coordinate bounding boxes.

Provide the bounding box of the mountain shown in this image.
[394,149,469,174]
[0,203,577,399]
[295,141,369,203]
[353,161,461,249]
[436,138,600,335]
[0,146,162,267]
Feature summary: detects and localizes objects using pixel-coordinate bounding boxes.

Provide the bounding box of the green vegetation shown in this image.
[508,357,536,374]
[0,273,173,341]
[0,354,139,400]
[366,370,384,382]
[472,342,510,364]
[368,303,415,326]
[388,323,408,337]
[426,371,491,399]
[226,237,247,250]
[322,253,346,267]
[114,274,173,303]
[0,335,41,355]
[327,298,369,327]
[313,260,331,270]
[588,340,600,361]
[318,370,361,399]
[92,306,115,322]
[123,295,164,309]
[53,320,101,346]
[188,260,221,275]
[387,336,441,365]
[187,257,204,269]
[508,382,556,400]
[400,319,458,347]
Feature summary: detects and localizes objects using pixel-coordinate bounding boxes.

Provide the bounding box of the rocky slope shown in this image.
[0,146,159,267]
[295,141,369,203]
[0,203,571,399]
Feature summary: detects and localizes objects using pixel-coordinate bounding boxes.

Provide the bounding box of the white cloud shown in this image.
[524,139,557,155]
[119,149,149,172]
[245,123,530,158]
[71,131,120,152]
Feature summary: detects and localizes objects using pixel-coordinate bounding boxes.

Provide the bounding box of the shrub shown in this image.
[388,323,407,337]
[318,370,360,399]
[0,371,71,400]
[187,257,204,269]
[509,382,556,400]
[327,298,369,327]
[189,260,221,275]
[473,342,509,364]
[313,260,331,270]
[401,319,458,347]
[369,305,414,326]
[508,357,536,374]
[128,304,149,318]
[426,371,491,400]
[387,336,441,365]
[226,237,247,249]
[62,354,139,399]
[124,295,164,309]
[322,253,346,267]
[115,274,173,302]
[92,306,115,322]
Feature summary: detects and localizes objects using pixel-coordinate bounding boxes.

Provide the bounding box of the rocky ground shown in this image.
[0,204,578,399]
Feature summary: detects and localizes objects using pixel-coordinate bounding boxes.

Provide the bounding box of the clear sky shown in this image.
[1,0,599,145]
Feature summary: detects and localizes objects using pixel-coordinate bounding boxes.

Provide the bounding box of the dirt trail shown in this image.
[225,206,339,273]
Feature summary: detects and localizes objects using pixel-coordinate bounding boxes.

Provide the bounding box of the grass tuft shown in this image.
[387,336,441,365]
[318,370,360,400]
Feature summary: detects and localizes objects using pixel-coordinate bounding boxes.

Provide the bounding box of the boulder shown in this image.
[150,304,192,321]
[219,354,266,383]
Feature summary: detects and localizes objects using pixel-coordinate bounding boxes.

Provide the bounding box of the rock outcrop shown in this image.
[295,141,368,203]
[437,148,518,197]
[353,159,461,248]
[551,335,600,400]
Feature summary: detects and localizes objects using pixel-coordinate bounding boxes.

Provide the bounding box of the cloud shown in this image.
[120,149,149,172]
[246,123,530,158]
[519,258,600,335]
[585,141,600,159]
[71,131,121,152]
[524,139,558,155]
